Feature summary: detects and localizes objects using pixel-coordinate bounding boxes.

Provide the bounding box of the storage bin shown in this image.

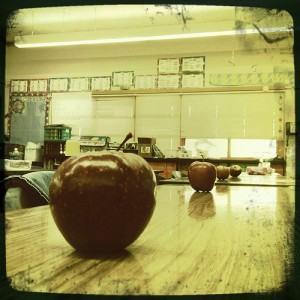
[5,159,32,171]
[44,126,72,141]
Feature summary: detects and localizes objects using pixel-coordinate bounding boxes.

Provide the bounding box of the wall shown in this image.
[4,34,295,176]
[5,34,294,82]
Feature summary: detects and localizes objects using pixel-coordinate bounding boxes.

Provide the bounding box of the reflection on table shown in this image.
[5,183,295,295]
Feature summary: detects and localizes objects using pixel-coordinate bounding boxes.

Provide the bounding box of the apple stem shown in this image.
[116,132,133,151]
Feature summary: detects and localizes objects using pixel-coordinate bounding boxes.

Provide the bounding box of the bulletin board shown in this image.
[9,95,48,145]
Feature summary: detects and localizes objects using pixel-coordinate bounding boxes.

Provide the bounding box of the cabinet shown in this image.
[146,159,177,179]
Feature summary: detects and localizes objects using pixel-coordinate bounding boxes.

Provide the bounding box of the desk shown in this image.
[5,184,295,295]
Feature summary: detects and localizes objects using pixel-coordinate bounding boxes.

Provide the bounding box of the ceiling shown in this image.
[5,4,293,49]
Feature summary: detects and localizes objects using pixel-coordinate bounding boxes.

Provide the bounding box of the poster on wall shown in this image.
[10,80,28,93]
[49,78,69,92]
[29,79,48,93]
[91,76,111,91]
[69,77,90,91]
[158,58,180,74]
[135,75,157,89]
[157,75,180,89]
[112,71,134,88]
[181,56,205,73]
[181,74,204,88]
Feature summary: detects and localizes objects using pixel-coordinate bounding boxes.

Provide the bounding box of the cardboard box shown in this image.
[138,137,156,158]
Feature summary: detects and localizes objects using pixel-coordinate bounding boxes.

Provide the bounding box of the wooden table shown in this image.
[5,183,295,295]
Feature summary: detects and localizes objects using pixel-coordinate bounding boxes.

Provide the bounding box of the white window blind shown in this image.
[181,92,284,139]
[135,95,181,155]
[51,92,135,142]
[51,92,93,137]
[92,96,135,142]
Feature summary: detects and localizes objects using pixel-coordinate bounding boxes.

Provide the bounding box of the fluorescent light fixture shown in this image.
[14,27,292,48]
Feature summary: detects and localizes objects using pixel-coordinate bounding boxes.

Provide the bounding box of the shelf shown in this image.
[92,85,287,96]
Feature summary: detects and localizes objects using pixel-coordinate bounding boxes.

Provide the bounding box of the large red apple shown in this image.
[49,151,156,254]
[187,161,216,192]
[230,164,242,177]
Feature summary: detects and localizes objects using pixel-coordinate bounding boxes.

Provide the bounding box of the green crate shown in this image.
[44,126,72,141]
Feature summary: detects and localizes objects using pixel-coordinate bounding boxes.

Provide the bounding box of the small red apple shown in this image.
[188,161,216,192]
[230,164,242,177]
[49,151,156,254]
[216,165,230,180]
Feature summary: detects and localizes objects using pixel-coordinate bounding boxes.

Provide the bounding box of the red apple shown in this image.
[49,151,156,254]
[230,164,242,177]
[187,161,216,192]
[216,165,230,180]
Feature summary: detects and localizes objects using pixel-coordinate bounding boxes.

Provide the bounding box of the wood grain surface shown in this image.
[5,183,295,295]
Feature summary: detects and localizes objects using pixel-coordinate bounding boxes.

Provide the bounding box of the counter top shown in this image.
[2,166,46,178]
[5,183,295,295]
[145,156,286,165]
[160,173,296,187]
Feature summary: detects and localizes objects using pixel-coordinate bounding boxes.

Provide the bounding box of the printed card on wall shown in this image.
[158,58,180,74]
[69,77,90,91]
[29,79,48,93]
[91,77,111,91]
[112,71,134,87]
[181,57,205,73]
[181,74,204,88]
[157,75,180,89]
[135,75,157,89]
[49,78,69,92]
[10,80,28,93]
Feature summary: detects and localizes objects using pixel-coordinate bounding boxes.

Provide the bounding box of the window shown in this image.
[180,92,284,139]
[184,138,228,158]
[184,138,277,159]
[230,139,277,159]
